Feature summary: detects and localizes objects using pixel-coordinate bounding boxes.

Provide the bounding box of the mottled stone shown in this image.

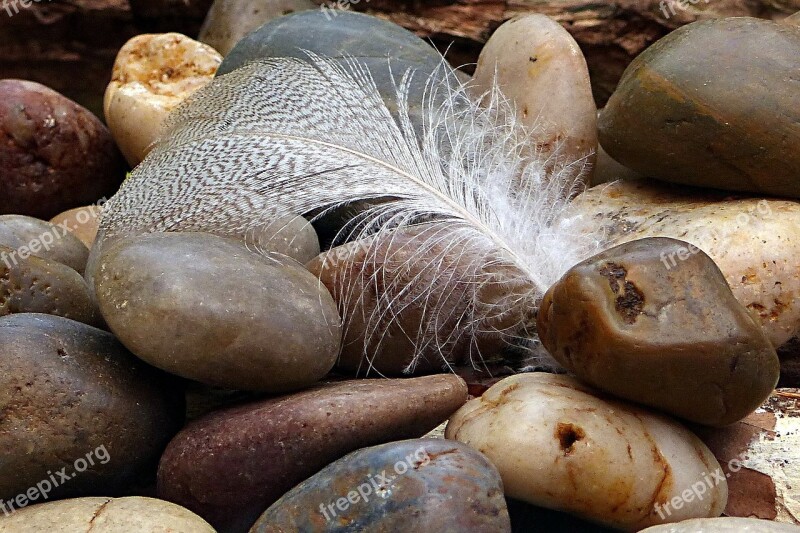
[599,18,800,197]
[49,205,102,250]
[0,80,125,219]
[569,179,800,349]
[0,215,89,274]
[217,11,458,136]
[158,375,468,532]
[785,11,800,26]
[94,232,340,391]
[199,0,315,55]
[251,439,510,532]
[472,14,597,185]
[0,245,101,326]
[105,33,222,166]
[306,223,537,376]
[0,314,184,502]
[538,237,779,426]
[446,373,727,531]
[641,517,800,532]
[0,497,215,532]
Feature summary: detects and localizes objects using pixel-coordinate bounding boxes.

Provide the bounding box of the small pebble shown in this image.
[104,33,222,166]
[0,244,101,326]
[599,18,800,197]
[472,14,597,185]
[570,179,800,349]
[0,215,89,274]
[49,205,102,250]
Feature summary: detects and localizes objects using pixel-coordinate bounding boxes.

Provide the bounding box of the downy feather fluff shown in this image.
[97,54,602,373]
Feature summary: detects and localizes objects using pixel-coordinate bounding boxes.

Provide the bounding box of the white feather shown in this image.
[97,54,602,373]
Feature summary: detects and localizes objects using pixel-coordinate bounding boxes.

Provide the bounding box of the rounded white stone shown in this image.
[446,373,727,531]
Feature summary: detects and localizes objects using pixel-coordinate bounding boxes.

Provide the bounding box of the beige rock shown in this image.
[0,497,215,532]
[50,205,102,249]
[570,180,800,348]
[472,14,597,185]
[95,232,341,392]
[785,11,800,26]
[199,0,315,56]
[641,517,800,532]
[446,373,727,531]
[104,33,222,167]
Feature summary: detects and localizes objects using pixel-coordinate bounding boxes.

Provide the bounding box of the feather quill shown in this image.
[97,54,602,372]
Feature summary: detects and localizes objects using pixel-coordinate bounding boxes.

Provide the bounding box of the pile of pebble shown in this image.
[0,4,799,532]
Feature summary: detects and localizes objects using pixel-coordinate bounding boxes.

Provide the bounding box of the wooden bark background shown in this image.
[1,0,798,116]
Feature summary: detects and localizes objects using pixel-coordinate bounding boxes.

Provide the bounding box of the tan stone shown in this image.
[472,14,597,185]
[537,237,779,426]
[104,33,222,166]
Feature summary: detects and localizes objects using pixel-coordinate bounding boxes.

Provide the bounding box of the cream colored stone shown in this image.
[104,33,222,166]
[641,517,800,532]
[472,15,597,184]
[199,0,315,55]
[569,179,800,348]
[446,373,727,531]
[783,11,800,26]
[0,497,216,532]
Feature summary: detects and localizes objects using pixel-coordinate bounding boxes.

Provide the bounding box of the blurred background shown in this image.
[2,0,798,118]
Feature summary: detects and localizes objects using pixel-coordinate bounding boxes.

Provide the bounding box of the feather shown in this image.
[96,54,602,373]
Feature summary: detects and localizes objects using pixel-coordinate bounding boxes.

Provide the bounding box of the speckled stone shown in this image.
[0,245,101,326]
[0,80,125,219]
[0,314,184,502]
[251,439,511,532]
